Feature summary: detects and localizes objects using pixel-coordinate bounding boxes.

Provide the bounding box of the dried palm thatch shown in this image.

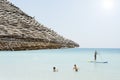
[0,0,79,50]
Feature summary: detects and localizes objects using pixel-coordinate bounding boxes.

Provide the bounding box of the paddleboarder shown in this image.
[94,50,97,61]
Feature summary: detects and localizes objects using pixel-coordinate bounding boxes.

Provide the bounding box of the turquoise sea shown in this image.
[0,48,120,80]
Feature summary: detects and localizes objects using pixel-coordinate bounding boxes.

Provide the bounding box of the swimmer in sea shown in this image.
[53,66,58,72]
[73,64,79,72]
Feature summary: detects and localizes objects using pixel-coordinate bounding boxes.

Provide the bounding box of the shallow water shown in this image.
[0,48,120,80]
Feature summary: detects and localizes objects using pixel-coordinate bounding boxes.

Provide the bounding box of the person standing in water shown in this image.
[53,66,58,72]
[94,50,97,61]
[73,64,79,72]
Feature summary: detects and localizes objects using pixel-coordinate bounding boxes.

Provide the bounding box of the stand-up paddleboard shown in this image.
[88,61,108,63]
[89,50,108,63]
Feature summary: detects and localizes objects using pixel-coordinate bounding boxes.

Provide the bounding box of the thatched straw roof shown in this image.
[0,0,79,50]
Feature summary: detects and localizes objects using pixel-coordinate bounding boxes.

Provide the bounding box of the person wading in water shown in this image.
[73,64,79,72]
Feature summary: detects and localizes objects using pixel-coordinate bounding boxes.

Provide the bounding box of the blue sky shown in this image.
[10,0,120,48]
